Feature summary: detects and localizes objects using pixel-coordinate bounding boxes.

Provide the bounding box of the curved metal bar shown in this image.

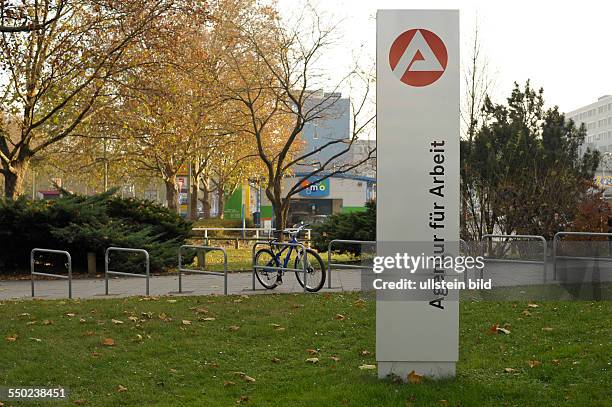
[31,248,72,299]
[105,247,150,296]
[327,239,376,289]
[178,245,228,295]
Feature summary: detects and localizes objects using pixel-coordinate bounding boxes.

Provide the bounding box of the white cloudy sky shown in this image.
[277,0,611,114]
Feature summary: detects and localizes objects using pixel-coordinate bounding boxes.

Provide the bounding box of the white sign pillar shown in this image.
[376,10,460,379]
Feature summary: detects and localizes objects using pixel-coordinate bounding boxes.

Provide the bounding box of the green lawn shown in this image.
[0,293,610,406]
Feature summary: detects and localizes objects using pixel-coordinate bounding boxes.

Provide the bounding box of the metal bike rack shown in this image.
[481,234,547,283]
[252,241,309,292]
[327,239,376,289]
[31,248,72,299]
[552,231,612,280]
[105,247,150,296]
[178,245,228,295]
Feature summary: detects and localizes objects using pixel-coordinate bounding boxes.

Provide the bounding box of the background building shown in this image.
[566,95,612,199]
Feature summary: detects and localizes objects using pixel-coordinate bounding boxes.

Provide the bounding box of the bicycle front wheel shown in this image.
[254,248,280,289]
[294,249,326,292]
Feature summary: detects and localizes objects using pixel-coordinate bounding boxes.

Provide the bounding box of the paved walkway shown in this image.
[0,269,363,300]
[1,260,610,300]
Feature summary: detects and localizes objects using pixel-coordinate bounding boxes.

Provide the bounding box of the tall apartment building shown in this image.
[566,95,612,153]
[566,95,612,196]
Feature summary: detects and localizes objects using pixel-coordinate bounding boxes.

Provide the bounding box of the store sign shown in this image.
[299,178,330,197]
[376,10,459,379]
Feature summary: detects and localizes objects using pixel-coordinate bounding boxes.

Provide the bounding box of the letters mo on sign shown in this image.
[299,177,330,197]
[376,10,460,380]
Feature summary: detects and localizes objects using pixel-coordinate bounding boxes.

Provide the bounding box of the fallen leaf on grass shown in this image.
[291,304,301,309]
[117,385,127,392]
[522,310,532,316]
[91,352,101,358]
[306,357,319,364]
[236,395,249,404]
[201,317,216,322]
[527,360,542,368]
[79,318,86,323]
[407,370,422,384]
[166,299,177,303]
[438,400,449,405]
[42,319,53,325]
[527,303,539,308]
[83,331,95,337]
[359,364,376,370]
[66,313,76,317]
[26,321,37,325]
[182,320,192,326]
[552,359,561,366]
[233,372,255,382]
[353,298,367,308]
[224,381,236,387]
[490,325,510,334]
[306,349,319,355]
[542,327,554,332]
[271,357,281,364]
[128,316,138,322]
[275,327,285,332]
[270,323,281,328]
[102,338,115,346]
[111,319,124,325]
[504,367,516,373]
[360,349,371,356]
[335,314,346,321]
[29,337,42,342]
[5,334,17,342]
[330,356,340,362]
[229,325,240,332]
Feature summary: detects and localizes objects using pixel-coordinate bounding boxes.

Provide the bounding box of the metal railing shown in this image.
[31,248,72,299]
[105,247,150,296]
[481,234,547,283]
[327,239,376,289]
[178,245,228,295]
[193,227,311,241]
[252,241,309,292]
[552,231,612,280]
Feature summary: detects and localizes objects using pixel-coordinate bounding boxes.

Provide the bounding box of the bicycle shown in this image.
[254,223,326,292]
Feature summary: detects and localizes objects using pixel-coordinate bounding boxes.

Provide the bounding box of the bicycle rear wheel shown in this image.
[254,248,281,289]
[294,249,326,292]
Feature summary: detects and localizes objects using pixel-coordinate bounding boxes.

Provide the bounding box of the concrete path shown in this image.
[1,260,610,300]
[0,269,363,300]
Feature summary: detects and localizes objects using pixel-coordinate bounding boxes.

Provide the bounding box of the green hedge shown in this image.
[0,190,193,274]
[312,201,376,255]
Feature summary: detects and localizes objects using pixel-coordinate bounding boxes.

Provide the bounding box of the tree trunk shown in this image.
[272,199,290,240]
[189,171,199,220]
[164,178,179,213]
[3,159,29,199]
[200,177,211,218]
[217,185,225,219]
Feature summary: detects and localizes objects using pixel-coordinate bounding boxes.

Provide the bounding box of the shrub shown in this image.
[0,190,193,274]
[312,201,376,255]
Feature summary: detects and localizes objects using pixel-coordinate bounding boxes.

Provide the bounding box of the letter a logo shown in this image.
[389,29,447,87]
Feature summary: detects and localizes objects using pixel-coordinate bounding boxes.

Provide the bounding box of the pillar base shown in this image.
[377,361,456,380]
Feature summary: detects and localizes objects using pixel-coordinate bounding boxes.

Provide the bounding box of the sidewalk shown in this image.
[0,269,363,300]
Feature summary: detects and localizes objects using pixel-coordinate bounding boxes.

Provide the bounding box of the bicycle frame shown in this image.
[270,235,301,272]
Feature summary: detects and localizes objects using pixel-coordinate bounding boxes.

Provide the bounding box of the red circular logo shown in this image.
[388,29,447,87]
